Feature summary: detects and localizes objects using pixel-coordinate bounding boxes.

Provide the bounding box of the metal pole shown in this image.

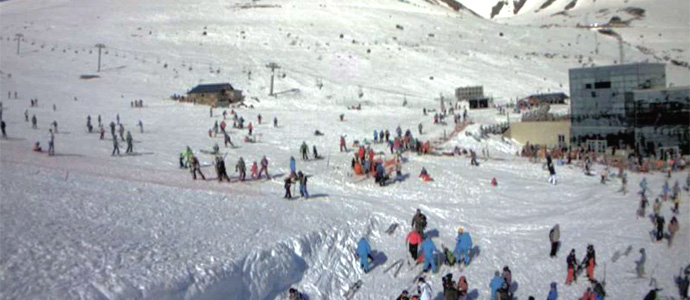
[15,33,23,55]
[265,62,280,97]
[95,43,106,72]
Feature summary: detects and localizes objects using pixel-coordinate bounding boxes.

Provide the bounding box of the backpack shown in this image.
[444,248,455,266]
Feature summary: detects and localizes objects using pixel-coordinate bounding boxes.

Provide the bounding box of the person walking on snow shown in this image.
[547,282,558,300]
[284,177,293,198]
[420,236,438,273]
[236,157,246,181]
[109,121,116,137]
[223,131,234,148]
[547,154,557,185]
[190,156,205,180]
[99,124,105,140]
[248,122,253,135]
[550,224,560,257]
[312,145,319,159]
[125,131,133,154]
[489,271,504,300]
[216,156,230,182]
[259,156,269,179]
[112,135,120,156]
[566,249,578,285]
[418,123,423,135]
[24,109,28,122]
[582,245,596,279]
[406,230,422,262]
[273,116,278,127]
[298,171,309,198]
[300,141,309,160]
[655,214,665,242]
[635,248,646,278]
[118,123,125,141]
[340,136,347,152]
[411,209,427,234]
[600,167,609,184]
[640,177,648,195]
[32,115,37,129]
[668,216,679,247]
[288,156,297,177]
[653,198,662,216]
[47,129,55,156]
[638,194,649,218]
[250,161,259,179]
[454,226,473,265]
[0,120,6,138]
[138,120,143,133]
[356,237,373,273]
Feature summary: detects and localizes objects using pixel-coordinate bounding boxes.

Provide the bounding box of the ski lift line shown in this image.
[12,36,435,101]
[279,64,428,100]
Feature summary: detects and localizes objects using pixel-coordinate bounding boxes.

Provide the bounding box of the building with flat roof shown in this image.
[568,63,668,153]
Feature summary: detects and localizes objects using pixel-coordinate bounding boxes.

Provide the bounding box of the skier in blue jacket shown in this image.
[356,237,373,273]
[489,271,503,300]
[453,226,473,265]
[547,282,558,300]
[640,177,648,194]
[289,156,296,176]
[420,236,438,273]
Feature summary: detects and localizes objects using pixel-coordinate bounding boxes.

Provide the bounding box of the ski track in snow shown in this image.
[0,0,689,299]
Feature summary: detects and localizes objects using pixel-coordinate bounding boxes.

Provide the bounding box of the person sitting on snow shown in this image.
[419,167,432,181]
[356,237,373,273]
[33,141,42,152]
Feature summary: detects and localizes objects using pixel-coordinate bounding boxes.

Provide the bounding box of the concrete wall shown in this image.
[504,120,571,147]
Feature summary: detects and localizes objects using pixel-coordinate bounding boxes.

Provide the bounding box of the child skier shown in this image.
[356,237,373,273]
[566,249,578,285]
[454,226,473,265]
[250,161,258,179]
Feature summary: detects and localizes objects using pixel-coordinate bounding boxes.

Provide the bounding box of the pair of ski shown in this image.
[383,258,406,278]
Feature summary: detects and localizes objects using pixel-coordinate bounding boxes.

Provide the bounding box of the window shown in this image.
[591,91,597,98]
[594,81,611,89]
[585,83,592,89]
[558,134,566,147]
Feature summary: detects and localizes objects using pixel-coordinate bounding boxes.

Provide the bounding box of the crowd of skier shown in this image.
[3,90,689,300]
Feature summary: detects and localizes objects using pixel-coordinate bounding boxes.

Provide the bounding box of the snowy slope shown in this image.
[456,0,690,83]
[1,0,689,299]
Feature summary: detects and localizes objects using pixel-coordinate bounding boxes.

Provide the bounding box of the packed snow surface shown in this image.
[1,0,688,299]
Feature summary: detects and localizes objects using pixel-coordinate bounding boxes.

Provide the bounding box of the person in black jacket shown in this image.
[190,156,205,180]
[566,249,578,285]
[442,274,459,300]
[284,178,292,199]
[547,153,557,185]
[215,156,230,182]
